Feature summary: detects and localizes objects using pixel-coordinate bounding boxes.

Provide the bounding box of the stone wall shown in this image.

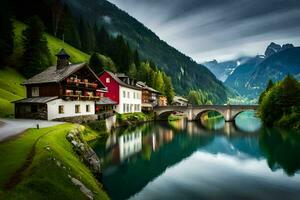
[54,114,98,123]
[15,103,48,120]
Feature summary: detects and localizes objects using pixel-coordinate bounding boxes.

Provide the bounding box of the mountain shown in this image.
[225,43,300,99]
[248,47,300,94]
[60,0,228,103]
[204,57,251,82]
[224,56,264,98]
[264,42,294,57]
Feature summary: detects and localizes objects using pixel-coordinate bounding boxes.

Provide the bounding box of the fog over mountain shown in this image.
[108,0,300,62]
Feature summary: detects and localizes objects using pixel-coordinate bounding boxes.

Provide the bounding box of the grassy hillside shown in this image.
[0,21,93,117]
[12,21,90,67]
[0,124,109,199]
[0,67,25,117]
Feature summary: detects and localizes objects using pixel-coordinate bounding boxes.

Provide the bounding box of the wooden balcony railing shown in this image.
[63,95,101,101]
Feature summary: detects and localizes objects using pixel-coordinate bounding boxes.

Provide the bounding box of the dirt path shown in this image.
[4,130,54,191]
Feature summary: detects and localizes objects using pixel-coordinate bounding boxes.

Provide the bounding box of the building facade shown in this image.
[14,49,107,121]
[99,71,142,114]
[136,81,161,111]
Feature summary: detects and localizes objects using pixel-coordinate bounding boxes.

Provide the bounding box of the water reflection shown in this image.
[90,113,300,200]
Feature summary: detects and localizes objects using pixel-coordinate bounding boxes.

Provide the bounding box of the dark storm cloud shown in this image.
[108,0,300,62]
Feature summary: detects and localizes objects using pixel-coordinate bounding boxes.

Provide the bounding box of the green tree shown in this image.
[133,49,140,68]
[96,26,111,55]
[21,16,51,78]
[153,71,164,92]
[89,52,104,75]
[128,63,137,79]
[259,75,300,127]
[163,73,175,104]
[259,80,274,104]
[0,3,14,66]
[58,4,81,49]
[188,91,201,105]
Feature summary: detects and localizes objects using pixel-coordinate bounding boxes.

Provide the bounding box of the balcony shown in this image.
[66,77,98,89]
[63,94,101,101]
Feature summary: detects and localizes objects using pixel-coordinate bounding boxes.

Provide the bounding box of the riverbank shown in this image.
[0,124,109,200]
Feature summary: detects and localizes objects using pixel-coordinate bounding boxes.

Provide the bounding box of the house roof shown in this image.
[136,81,161,94]
[101,71,141,90]
[23,63,86,85]
[173,96,188,102]
[23,63,107,92]
[96,97,117,105]
[13,96,59,104]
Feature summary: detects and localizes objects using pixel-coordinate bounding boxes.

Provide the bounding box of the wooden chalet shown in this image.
[14,49,107,121]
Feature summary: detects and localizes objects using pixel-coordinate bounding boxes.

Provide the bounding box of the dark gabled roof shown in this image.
[96,97,117,105]
[136,81,161,94]
[13,96,59,104]
[101,70,141,90]
[23,63,107,92]
[23,63,86,85]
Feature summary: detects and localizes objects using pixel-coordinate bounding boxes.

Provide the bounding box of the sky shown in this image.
[107,0,300,62]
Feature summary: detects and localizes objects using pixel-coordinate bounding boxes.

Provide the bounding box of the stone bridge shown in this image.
[154,105,259,122]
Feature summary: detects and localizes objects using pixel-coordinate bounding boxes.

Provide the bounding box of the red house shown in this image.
[99,71,142,114]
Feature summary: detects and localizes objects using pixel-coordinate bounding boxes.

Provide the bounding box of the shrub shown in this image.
[87,120,107,132]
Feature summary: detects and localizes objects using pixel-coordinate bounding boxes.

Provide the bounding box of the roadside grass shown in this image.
[0,124,109,200]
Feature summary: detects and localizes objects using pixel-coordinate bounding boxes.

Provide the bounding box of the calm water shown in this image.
[90,112,300,200]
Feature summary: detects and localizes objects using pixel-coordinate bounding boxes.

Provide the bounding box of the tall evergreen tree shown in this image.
[259,80,274,103]
[78,17,95,52]
[133,49,140,68]
[162,73,175,104]
[21,16,51,78]
[89,52,104,75]
[96,26,111,55]
[58,5,81,49]
[0,3,14,66]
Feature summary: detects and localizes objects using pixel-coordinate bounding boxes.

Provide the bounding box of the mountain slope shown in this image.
[225,56,264,98]
[62,0,228,103]
[248,47,300,92]
[204,57,251,82]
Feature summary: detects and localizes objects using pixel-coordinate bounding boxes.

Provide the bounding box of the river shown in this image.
[90,111,300,200]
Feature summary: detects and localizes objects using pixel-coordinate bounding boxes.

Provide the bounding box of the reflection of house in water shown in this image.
[119,131,142,161]
[145,126,174,152]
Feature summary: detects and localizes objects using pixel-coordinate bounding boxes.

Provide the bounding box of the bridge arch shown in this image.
[155,109,188,120]
[194,109,225,121]
[230,109,258,121]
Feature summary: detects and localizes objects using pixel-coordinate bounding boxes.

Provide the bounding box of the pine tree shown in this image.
[95,26,111,54]
[259,80,274,103]
[78,17,95,52]
[162,73,175,104]
[89,52,104,75]
[58,5,81,49]
[128,63,137,79]
[21,16,51,78]
[0,3,14,66]
[133,49,140,68]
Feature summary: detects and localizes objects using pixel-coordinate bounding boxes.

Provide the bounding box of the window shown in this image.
[86,105,90,112]
[59,105,64,114]
[31,87,39,97]
[123,91,126,98]
[123,104,126,113]
[75,105,81,113]
[106,77,110,83]
[126,104,129,112]
[127,92,130,98]
[133,92,136,99]
[31,105,38,113]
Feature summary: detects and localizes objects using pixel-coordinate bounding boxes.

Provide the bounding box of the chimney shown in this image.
[56,49,70,70]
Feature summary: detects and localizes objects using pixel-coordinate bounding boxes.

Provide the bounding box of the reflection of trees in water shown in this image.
[259,128,300,176]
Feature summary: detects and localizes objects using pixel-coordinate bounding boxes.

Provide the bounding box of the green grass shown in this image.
[0,124,109,199]
[168,114,183,121]
[117,112,154,122]
[13,21,90,65]
[0,67,26,117]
